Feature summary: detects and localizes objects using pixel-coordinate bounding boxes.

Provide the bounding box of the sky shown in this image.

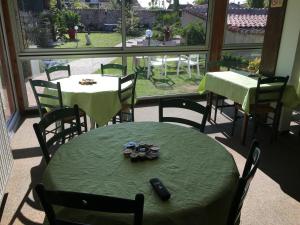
[137,0,247,8]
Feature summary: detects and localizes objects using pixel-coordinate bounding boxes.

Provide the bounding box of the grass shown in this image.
[55,32,122,48]
[94,57,205,98]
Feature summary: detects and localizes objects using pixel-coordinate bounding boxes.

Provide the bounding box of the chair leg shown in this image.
[220,99,225,114]
[214,95,219,123]
[176,60,180,76]
[188,62,191,78]
[82,113,87,132]
[231,104,238,136]
[241,114,249,145]
[196,62,200,77]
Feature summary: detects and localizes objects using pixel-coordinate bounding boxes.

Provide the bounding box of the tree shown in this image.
[247,0,265,8]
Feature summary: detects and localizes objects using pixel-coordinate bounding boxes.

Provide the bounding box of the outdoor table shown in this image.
[43,122,239,225]
[42,74,124,126]
[198,71,300,143]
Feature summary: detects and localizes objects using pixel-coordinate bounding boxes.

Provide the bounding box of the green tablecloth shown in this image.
[42,74,122,126]
[198,71,300,114]
[43,122,239,225]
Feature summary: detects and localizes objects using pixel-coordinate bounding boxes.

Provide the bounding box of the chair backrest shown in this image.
[33,105,82,164]
[29,79,63,119]
[227,139,261,225]
[35,183,144,225]
[101,63,127,76]
[45,65,71,81]
[118,73,137,107]
[189,54,199,62]
[254,76,289,113]
[158,98,210,133]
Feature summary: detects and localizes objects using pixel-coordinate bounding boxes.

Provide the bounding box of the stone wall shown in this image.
[75,9,162,31]
[75,9,121,31]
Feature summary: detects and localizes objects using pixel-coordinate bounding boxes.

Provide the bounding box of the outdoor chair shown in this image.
[176,54,200,78]
[159,98,210,133]
[33,105,82,164]
[112,73,137,123]
[101,63,127,76]
[232,76,289,142]
[227,139,261,225]
[45,65,71,81]
[30,79,88,132]
[35,183,144,225]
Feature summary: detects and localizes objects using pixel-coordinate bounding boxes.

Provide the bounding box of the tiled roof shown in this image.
[183,4,268,34]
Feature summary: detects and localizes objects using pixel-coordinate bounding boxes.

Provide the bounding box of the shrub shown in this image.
[182,22,205,45]
[248,57,261,72]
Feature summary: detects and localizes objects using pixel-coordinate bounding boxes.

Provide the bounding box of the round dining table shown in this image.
[43,122,239,225]
[42,74,123,126]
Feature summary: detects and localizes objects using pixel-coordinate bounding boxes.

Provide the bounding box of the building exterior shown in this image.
[181,3,268,44]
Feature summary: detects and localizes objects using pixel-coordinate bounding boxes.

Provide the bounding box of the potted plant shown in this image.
[63,10,80,40]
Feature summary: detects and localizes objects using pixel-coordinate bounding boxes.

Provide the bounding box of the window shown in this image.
[222,0,270,73]
[126,0,208,47]
[224,0,269,46]
[10,0,212,109]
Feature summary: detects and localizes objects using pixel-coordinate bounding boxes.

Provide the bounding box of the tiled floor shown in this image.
[2,103,300,225]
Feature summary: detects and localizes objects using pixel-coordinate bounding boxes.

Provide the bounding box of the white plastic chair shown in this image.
[176,54,200,78]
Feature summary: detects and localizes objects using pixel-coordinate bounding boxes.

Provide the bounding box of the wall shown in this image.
[275,0,300,130]
[224,30,264,44]
[76,9,159,31]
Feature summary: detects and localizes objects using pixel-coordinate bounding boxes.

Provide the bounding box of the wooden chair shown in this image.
[33,105,82,164]
[46,65,71,81]
[35,183,144,225]
[159,98,210,133]
[101,63,127,76]
[113,73,137,123]
[232,76,289,142]
[30,79,88,132]
[227,139,261,225]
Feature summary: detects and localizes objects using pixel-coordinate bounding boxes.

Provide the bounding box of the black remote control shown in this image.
[149,178,171,201]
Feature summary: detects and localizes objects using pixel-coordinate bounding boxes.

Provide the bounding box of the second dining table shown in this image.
[43,122,239,225]
[42,74,125,126]
[198,71,300,143]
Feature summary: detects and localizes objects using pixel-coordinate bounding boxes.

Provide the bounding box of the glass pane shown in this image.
[0,65,15,122]
[127,53,207,97]
[23,53,207,107]
[17,0,122,49]
[221,49,262,73]
[22,57,120,107]
[0,22,16,122]
[225,0,269,45]
[126,0,209,47]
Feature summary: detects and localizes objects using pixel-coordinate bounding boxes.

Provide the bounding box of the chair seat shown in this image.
[63,109,86,123]
[250,104,275,114]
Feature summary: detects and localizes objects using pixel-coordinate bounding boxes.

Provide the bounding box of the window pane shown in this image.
[126,0,209,47]
[22,53,207,108]
[0,65,16,122]
[221,49,262,73]
[17,0,122,49]
[127,53,207,97]
[22,57,120,107]
[225,0,269,45]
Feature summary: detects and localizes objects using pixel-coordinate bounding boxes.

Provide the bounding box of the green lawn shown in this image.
[94,57,205,98]
[55,32,122,48]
